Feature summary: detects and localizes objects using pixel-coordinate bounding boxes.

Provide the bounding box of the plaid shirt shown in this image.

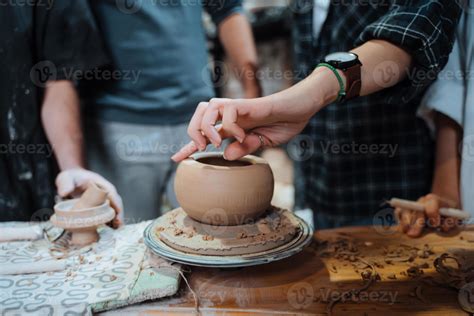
[292,0,463,220]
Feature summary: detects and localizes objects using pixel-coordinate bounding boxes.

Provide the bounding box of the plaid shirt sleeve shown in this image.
[204,0,243,26]
[358,0,463,91]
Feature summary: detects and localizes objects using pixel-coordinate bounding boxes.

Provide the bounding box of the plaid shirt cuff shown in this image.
[357,0,462,89]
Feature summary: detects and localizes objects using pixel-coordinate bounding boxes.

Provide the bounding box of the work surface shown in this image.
[102,225,474,315]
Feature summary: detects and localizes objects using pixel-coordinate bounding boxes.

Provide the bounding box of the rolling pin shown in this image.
[0,259,69,275]
[388,198,471,220]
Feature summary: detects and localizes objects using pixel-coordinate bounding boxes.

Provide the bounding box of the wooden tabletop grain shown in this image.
[101,225,474,315]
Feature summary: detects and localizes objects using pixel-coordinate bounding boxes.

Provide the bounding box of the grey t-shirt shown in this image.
[420,8,474,214]
[84,0,242,125]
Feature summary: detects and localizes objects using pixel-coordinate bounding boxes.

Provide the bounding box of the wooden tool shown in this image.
[388,198,471,220]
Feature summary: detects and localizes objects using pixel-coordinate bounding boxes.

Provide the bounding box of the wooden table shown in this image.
[102,225,474,315]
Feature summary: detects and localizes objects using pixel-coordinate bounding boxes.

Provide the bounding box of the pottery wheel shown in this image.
[154,207,300,256]
[144,206,313,268]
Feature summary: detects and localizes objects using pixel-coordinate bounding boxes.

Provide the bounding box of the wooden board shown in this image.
[101,225,474,315]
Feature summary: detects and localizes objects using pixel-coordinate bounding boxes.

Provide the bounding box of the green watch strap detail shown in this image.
[316,63,346,102]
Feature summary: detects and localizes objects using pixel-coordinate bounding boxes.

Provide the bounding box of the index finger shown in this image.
[171,141,200,162]
[188,102,209,151]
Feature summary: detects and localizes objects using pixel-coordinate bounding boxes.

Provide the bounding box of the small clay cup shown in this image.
[51,199,115,246]
[174,153,274,226]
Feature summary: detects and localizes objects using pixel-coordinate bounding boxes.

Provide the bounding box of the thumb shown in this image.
[55,171,76,197]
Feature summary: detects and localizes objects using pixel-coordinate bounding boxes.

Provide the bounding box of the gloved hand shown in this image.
[55,168,123,228]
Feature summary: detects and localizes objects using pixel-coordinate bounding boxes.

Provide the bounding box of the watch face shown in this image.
[324,52,360,69]
[325,52,358,63]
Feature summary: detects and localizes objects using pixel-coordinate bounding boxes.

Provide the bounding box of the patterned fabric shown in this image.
[291,0,463,222]
[0,222,180,315]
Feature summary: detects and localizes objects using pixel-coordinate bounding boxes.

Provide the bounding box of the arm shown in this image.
[396,112,462,237]
[217,13,261,98]
[41,80,123,225]
[172,39,414,160]
[173,1,462,161]
[41,80,85,170]
[431,113,462,204]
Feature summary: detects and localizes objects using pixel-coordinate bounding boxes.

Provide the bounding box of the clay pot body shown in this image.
[175,153,274,225]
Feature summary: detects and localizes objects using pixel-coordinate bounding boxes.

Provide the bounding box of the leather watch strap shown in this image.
[344,64,362,100]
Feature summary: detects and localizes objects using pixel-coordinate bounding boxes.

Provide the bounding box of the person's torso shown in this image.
[84,0,215,124]
[293,3,434,216]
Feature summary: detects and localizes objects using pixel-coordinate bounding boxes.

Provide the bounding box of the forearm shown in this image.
[41,80,85,170]
[351,40,412,96]
[259,40,413,118]
[431,112,462,205]
[218,13,260,97]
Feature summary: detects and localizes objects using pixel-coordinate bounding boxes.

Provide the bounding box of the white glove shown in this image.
[55,168,123,227]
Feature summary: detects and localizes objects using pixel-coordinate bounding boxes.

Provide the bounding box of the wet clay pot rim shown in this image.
[182,152,269,169]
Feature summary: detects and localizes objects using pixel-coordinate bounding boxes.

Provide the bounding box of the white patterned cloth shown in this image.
[0,221,180,315]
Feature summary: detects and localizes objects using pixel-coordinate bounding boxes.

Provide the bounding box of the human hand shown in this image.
[171,97,310,162]
[171,67,341,162]
[55,168,123,228]
[395,194,461,237]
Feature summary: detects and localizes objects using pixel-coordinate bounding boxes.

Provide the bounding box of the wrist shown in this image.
[242,79,262,98]
[430,190,461,208]
[240,65,261,97]
[58,158,85,171]
[310,66,347,106]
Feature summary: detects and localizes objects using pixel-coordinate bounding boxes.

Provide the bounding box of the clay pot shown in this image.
[50,199,115,246]
[174,153,274,226]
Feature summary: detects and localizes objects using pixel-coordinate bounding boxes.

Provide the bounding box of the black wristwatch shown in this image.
[323,52,362,100]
